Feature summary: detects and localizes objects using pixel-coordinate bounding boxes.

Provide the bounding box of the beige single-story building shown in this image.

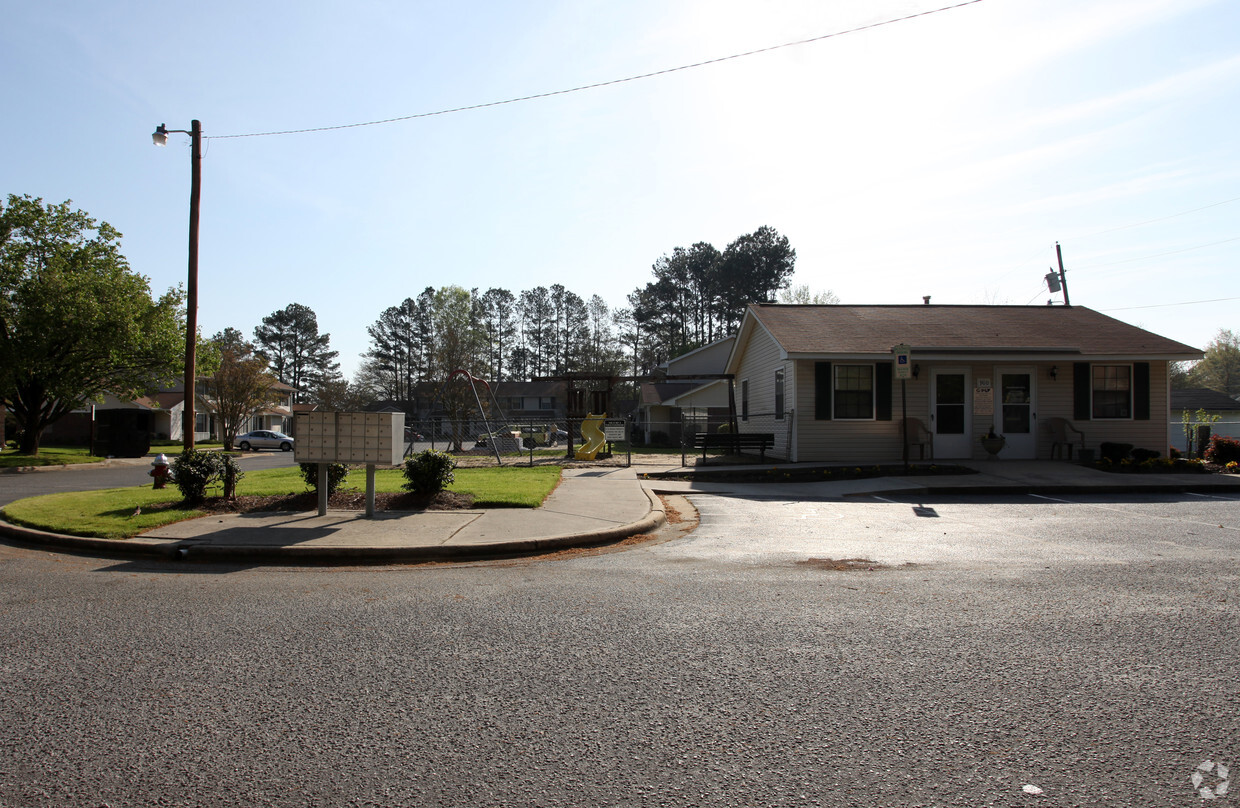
[725,303,1202,463]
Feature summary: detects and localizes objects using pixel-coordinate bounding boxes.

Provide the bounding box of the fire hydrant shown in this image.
[149,453,170,489]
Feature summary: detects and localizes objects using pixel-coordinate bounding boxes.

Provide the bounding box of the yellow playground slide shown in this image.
[574,413,607,460]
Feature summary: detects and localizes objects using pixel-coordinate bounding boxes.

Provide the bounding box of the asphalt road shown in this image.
[1,488,1237,807]
[0,451,298,508]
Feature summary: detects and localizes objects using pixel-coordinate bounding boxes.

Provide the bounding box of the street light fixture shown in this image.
[152,120,202,450]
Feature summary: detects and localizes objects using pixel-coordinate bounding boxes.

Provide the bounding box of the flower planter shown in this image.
[981,437,1006,459]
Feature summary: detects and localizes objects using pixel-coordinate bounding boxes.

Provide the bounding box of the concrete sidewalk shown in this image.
[1,460,1237,564]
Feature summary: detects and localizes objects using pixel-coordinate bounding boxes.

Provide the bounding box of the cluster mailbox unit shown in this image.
[295,411,404,465]
[294,411,405,516]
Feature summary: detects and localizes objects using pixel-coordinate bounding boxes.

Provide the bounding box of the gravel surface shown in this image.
[1,489,1237,807]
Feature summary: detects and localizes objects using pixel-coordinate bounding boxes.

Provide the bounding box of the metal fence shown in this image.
[403,417,650,467]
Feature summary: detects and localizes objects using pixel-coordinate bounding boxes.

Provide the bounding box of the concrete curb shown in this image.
[0,519,179,559]
[0,488,668,565]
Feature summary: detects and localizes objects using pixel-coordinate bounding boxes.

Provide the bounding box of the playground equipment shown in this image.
[575,413,607,460]
[427,369,510,464]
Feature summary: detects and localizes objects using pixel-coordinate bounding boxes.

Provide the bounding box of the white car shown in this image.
[235,430,294,451]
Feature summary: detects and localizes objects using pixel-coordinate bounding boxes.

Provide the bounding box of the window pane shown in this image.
[937,405,964,434]
[1092,365,1131,418]
[834,365,873,419]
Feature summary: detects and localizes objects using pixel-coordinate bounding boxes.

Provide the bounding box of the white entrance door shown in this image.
[930,368,971,458]
[996,367,1036,458]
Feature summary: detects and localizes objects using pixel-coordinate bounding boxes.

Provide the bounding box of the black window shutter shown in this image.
[814,362,832,420]
[876,362,893,421]
[1073,362,1092,421]
[1133,362,1150,420]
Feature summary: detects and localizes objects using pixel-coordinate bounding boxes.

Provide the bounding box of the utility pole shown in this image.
[1056,241,1071,307]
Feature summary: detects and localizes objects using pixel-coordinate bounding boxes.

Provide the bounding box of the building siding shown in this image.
[788,360,1172,463]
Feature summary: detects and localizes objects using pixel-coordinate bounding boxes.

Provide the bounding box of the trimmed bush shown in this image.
[1099,442,1133,463]
[1204,435,1240,466]
[1131,448,1160,463]
[171,449,244,504]
[402,449,457,495]
[299,462,349,496]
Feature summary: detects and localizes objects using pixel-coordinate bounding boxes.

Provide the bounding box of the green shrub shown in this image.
[402,449,457,495]
[1131,448,1160,463]
[172,449,244,504]
[1204,435,1240,465]
[1099,442,1133,463]
[299,462,349,495]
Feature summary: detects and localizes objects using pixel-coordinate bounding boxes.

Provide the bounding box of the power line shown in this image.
[1067,195,1240,241]
[1102,296,1240,312]
[1072,235,1240,272]
[209,0,986,140]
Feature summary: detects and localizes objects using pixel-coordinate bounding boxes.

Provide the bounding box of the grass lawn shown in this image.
[0,446,106,468]
[0,464,562,540]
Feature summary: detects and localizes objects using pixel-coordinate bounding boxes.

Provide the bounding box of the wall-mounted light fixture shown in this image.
[912,363,920,380]
[1049,365,1058,380]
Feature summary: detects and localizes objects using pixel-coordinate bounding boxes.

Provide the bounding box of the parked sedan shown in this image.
[235,430,294,451]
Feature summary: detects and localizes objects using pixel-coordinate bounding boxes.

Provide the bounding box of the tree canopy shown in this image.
[626,226,797,370]
[253,302,341,403]
[1180,328,1240,396]
[197,328,280,451]
[0,194,183,454]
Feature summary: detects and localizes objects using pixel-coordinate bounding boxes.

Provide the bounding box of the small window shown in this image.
[834,365,874,420]
[774,368,785,420]
[1092,365,1131,419]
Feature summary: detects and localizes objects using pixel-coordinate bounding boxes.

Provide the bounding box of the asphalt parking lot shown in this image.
[1,489,1237,807]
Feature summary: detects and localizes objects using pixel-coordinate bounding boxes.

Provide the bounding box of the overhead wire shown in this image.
[1101,296,1240,312]
[1065,195,1240,242]
[208,0,987,140]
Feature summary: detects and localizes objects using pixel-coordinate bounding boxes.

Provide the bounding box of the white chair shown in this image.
[1047,417,1085,460]
[903,417,933,460]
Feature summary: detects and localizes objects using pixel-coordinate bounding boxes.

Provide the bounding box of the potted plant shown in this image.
[981,427,1006,458]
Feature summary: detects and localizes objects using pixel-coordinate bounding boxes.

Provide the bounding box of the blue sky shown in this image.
[4,0,1237,378]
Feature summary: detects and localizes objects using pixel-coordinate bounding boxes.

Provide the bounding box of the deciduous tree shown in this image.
[0,195,183,454]
[197,328,280,451]
[1186,329,1240,396]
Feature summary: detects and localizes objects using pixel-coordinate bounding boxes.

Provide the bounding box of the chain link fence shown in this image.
[402,417,672,468]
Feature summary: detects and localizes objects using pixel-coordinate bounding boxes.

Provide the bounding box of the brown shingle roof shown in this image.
[747,304,1201,358]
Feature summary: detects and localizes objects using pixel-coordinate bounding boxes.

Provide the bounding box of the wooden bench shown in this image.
[692,432,775,462]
